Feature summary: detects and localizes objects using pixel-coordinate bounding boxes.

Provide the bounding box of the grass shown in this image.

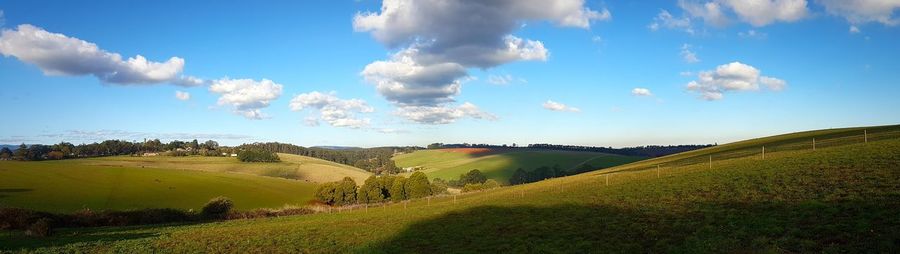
[0,160,318,213]
[80,153,372,184]
[4,125,898,252]
[393,149,644,183]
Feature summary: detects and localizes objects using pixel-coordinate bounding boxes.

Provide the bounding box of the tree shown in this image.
[389,177,408,201]
[336,177,358,205]
[358,176,384,204]
[315,182,338,205]
[201,196,234,218]
[405,172,432,199]
[13,144,28,160]
[483,179,500,189]
[509,168,529,185]
[237,149,281,162]
[0,147,12,160]
[431,178,449,195]
[459,169,487,185]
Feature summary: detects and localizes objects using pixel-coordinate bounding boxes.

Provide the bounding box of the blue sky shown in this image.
[0,0,898,147]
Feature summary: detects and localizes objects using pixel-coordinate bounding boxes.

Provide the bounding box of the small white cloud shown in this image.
[649,10,695,34]
[849,25,862,33]
[738,29,768,39]
[681,44,700,63]
[487,74,520,85]
[175,91,191,101]
[290,91,374,129]
[632,88,653,97]
[0,24,190,85]
[679,1,730,27]
[680,71,695,76]
[542,100,580,112]
[209,78,283,119]
[0,10,5,27]
[591,35,603,43]
[686,61,787,100]
[675,0,807,28]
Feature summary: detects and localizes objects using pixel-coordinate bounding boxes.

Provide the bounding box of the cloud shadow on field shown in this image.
[365,200,900,253]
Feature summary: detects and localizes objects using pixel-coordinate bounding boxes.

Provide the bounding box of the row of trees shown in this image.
[508,164,598,185]
[236,150,281,162]
[426,143,713,158]
[0,139,234,161]
[238,142,420,174]
[315,172,448,206]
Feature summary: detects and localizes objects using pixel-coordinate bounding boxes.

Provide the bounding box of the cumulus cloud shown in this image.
[289,91,374,129]
[356,0,606,124]
[738,29,768,39]
[175,91,191,101]
[487,74,524,85]
[395,102,497,125]
[543,100,580,112]
[681,44,700,63]
[0,24,196,86]
[819,0,900,26]
[632,88,653,97]
[657,0,807,30]
[3,130,255,144]
[686,62,787,100]
[209,78,283,119]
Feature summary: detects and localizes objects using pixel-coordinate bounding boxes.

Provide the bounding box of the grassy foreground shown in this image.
[394,149,643,183]
[2,126,899,253]
[0,161,317,213]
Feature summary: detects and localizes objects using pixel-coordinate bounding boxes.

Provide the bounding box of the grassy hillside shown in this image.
[394,148,643,183]
[4,125,898,252]
[80,153,372,184]
[0,161,317,213]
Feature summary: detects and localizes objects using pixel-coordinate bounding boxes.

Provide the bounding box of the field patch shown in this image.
[394,149,644,183]
[0,161,318,213]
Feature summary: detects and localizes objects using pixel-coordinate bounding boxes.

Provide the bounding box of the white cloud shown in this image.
[0,10,5,27]
[632,88,653,97]
[679,0,731,27]
[542,100,580,112]
[649,10,695,33]
[0,24,193,86]
[721,0,808,26]
[488,74,522,85]
[289,91,374,129]
[395,102,497,125]
[175,91,191,101]
[356,0,606,124]
[681,44,700,63]
[209,78,283,119]
[686,62,787,100]
[849,25,862,33]
[819,0,900,26]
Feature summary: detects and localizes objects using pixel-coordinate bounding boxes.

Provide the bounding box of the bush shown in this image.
[405,172,432,199]
[390,177,408,201]
[25,218,53,237]
[0,208,56,230]
[315,182,338,205]
[237,149,281,162]
[202,197,234,217]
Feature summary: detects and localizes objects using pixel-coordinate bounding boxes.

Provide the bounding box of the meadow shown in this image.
[393,149,643,183]
[3,125,898,252]
[0,158,321,213]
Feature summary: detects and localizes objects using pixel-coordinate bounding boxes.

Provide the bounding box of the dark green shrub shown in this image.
[25,218,53,237]
[202,197,234,217]
[405,172,432,199]
[237,149,281,162]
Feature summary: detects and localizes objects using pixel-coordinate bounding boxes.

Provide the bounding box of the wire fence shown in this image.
[612,127,900,174]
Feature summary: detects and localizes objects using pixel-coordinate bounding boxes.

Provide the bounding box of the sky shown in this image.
[0,0,898,148]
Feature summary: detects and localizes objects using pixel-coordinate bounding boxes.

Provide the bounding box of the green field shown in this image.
[81,153,372,184]
[393,149,644,183]
[0,160,318,212]
[4,125,898,252]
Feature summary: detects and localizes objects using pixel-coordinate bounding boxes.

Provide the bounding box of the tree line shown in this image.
[0,139,234,161]
[427,143,713,157]
[315,172,449,205]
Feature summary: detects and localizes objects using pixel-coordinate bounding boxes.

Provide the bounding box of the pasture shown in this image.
[393,148,644,183]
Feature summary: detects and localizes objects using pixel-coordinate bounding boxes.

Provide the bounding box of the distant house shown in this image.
[403,166,424,172]
[230,153,238,157]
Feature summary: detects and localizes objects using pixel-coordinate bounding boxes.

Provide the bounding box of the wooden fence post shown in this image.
[762,146,765,160]
[605,174,609,186]
[656,165,660,178]
[865,130,868,143]
[813,138,816,151]
[709,155,712,169]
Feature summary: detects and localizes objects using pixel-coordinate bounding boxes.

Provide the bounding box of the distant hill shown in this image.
[0,144,23,151]
[311,146,363,150]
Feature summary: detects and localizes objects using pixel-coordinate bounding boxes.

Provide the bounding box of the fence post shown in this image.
[656,165,660,178]
[864,130,868,143]
[813,138,816,151]
[709,155,712,169]
[454,195,457,204]
[762,146,765,160]
[427,196,431,206]
[605,174,609,186]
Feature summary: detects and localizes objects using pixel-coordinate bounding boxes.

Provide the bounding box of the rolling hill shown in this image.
[393,148,644,183]
[4,125,897,252]
[0,160,318,213]
[80,153,372,184]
